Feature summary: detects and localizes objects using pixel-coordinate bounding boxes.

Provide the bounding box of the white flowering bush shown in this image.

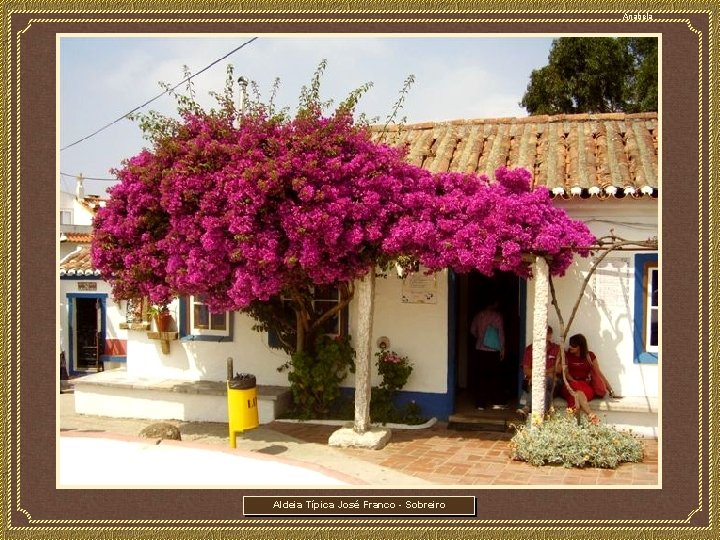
[509,408,645,468]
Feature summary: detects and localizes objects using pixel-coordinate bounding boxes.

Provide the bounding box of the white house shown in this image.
[59,178,128,374]
[71,112,659,434]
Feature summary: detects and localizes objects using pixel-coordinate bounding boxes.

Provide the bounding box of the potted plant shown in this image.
[149,304,173,333]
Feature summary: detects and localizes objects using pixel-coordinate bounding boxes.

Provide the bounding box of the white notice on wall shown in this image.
[401,268,438,304]
[592,257,631,310]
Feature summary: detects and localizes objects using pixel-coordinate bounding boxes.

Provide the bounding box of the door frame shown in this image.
[67,292,107,374]
[448,271,527,412]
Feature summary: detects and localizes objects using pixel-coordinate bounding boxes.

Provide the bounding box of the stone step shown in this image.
[72,370,292,425]
[448,408,524,432]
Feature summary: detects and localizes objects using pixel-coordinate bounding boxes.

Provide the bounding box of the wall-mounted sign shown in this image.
[77,282,97,291]
[592,257,631,310]
[401,268,438,304]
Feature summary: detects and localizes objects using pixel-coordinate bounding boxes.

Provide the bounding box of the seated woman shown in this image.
[559,333,614,422]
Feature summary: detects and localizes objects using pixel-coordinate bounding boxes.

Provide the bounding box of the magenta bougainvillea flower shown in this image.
[92,106,595,311]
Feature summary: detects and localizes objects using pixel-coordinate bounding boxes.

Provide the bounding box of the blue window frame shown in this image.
[178,296,233,342]
[633,253,659,364]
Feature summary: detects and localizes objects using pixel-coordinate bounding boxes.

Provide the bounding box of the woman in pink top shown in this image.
[469,299,505,410]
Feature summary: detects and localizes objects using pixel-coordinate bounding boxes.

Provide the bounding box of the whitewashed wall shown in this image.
[127,271,450,394]
[525,198,659,398]
[126,305,290,383]
[351,270,449,394]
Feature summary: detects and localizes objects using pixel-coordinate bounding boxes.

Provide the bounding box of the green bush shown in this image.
[370,346,426,425]
[370,388,425,425]
[286,334,354,419]
[509,409,645,468]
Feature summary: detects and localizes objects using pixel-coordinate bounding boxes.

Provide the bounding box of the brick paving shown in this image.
[268,420,659,486]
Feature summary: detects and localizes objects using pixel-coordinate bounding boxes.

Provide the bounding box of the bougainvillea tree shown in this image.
[92,70,596,435]
[383,166,595,276]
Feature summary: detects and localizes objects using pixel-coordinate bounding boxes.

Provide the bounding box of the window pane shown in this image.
[210,312,227,331]
[650,269,658,307]
[650,309,658,346]
[193,304,209,329]
[318,312,340,335]
[314,285,339,301]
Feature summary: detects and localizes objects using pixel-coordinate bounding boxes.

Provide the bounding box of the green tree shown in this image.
[622,37,659,112]
[520,37,657,114]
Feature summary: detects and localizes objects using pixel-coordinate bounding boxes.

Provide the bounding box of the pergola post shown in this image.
[531,255,550,421]
[328,269,391,449]
[353,270,375,433]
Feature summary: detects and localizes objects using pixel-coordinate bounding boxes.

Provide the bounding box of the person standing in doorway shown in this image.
[469,298,506,410]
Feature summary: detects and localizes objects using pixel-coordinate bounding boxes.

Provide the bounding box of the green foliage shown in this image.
[375,347,413,392]
[509,409,645,468]
[370,346,425,425]
[286,334,355,419]
[520,37,657,114]
[621,37,658,112]
[370,388,425,425]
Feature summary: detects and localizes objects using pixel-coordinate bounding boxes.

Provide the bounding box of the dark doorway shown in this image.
[454,271,523,414]
[75,297,101,370]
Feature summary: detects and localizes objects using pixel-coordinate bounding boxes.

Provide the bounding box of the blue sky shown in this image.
[59,36,554,196]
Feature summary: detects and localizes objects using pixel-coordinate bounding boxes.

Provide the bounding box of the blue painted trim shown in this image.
[445,270,458,418]
[517,278,528,399]
[60,275,102,281]
[66,293,107,375]
[178,297,234,342]
[179,297,187,337]
[100,355,127,363]
[633,253,659,364]
[180,332,234,343]
[338,387,455,422]
[393,390,454,421]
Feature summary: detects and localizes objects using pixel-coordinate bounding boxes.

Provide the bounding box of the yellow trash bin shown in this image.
[227,373,259,448]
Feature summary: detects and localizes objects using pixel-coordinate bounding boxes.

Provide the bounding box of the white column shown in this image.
[353,270,375,433]
[531,256,550,420]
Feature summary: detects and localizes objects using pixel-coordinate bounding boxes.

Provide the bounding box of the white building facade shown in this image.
[71,113,659,432]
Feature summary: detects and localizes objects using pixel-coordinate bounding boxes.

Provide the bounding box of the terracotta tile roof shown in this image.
[60,246,100,277]
[80,195,107,213]
[63,232,93,243]
[370,112,658,199]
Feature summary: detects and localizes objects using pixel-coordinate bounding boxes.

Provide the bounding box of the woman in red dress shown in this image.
[559,334,614,421]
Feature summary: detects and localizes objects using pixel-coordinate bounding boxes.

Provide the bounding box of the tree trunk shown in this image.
[295,311,305,354]
[353,270,375,434]
[531,256,550,422]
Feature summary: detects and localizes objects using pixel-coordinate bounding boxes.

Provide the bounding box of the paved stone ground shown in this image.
[267,421,659,486]
[59,393,658,486]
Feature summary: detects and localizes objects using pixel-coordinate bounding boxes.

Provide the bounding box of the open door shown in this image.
[454,271,523,415]
[74,297,104,371]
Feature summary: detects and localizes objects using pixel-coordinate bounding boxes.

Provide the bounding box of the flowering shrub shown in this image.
[382,166,596,278]
[92,68,596,348]
[370,345,424,424]
[375,347,413,392]
[509,408,645,468]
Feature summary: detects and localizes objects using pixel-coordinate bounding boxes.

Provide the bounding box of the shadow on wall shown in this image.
[551,255,655,397]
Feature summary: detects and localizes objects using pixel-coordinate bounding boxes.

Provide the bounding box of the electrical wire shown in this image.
[60,172,117,182]
[60,36,259,152]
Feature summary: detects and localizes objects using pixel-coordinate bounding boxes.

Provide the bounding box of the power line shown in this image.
[60,172,117,182]
[60,36,259,152]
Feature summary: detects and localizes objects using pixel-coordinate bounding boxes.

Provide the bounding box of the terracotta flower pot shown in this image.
[154,309,173,333]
